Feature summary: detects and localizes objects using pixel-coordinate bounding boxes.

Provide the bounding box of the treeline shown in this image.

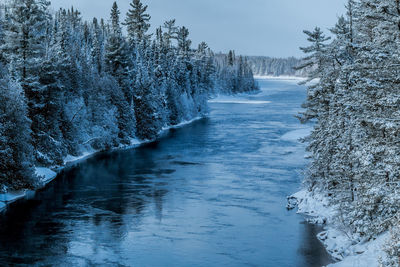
[0,0,257,190]
[298,0,400,264]
[214,51,258,94]
[246,56,307,77]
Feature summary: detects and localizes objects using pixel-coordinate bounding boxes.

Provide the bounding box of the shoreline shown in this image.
[254,75,306,81]
[291,189,388,266]
[284,121,388,266]
[0,116,205,213]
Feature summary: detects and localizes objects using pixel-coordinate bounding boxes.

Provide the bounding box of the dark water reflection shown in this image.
[0,79,332,266]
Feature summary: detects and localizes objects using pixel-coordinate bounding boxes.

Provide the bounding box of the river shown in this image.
[0,78,332,266]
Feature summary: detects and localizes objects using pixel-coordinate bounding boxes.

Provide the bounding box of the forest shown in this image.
[298,0,400,264]
[246,56,307,77]
[0,0,257,191]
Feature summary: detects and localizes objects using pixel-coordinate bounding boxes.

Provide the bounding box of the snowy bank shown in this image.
[0,167,58,212]
[290,189,388,266]
[209,93,271,105]
[254,75,306,81]
[0,117,203,213]
[36,167,57,184]
[209,99,271,105]
[281,127,312,142]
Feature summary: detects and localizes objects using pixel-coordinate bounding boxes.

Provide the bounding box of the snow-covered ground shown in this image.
[291,189,389,267]
[0,190,27,210]
[209,98,271,105]
[283,122,388,267]
[36,167,57,184]
[0,117,203,213]
[254,75,306,81]
[209,92,272,105]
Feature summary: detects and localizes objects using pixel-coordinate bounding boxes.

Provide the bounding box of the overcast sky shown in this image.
[50,0,346,58]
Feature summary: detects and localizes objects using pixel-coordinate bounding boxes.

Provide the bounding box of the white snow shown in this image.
[160,116,203,133]
[329,233,388,267]
[64,150,97,165]
[168,116,203,129]
[35,167,57,184]
[0,190,27,212]
[254,75,305,80]
[292,189,388,267]
[292,189,336,223]
[0,168,57,212]
[254,75,306,82]
[208,99,271,104]
[209,94,271,105]
[281,127,312,142]
[0,191,26,203]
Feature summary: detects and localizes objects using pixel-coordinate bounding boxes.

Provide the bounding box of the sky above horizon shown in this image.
[49,0,346,58]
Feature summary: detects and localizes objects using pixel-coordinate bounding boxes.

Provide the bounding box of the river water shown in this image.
[0,78,332,266]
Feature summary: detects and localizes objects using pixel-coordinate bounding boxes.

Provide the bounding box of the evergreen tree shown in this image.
[105,2,136,143]
[0,68,35,189]
[124,0,151,46]
[133,46,163,140]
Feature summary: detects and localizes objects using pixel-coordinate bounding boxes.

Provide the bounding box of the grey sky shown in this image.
[50,0,346,58]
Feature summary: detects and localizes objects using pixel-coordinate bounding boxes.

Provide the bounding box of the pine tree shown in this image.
[105,2,136,143]
[163,19,178,47]
[124,0,151,46]
[133,46,163,140]
[177,26,191,55]
[91,17,103,74]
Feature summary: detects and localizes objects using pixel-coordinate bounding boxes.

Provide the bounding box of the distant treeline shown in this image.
[246,56,307,77]
[214,51,259,94]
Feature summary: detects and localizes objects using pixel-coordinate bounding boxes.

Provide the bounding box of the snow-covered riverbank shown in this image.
[291,190,388,267]
[254,75,306,81]
[283,123,388,267]
[0,117,204,213]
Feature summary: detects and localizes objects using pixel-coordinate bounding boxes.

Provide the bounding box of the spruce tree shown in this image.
[124,0,151,46]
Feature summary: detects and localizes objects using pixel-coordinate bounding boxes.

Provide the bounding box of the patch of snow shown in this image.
[329,233,388,267]
[292,189,337,222]
[281,128,312,142]
[209,93,271,105]
[128,138,141,146]
[170,116,203,129]
[35,167,57,184]
[0,190,27,212]
[116,138,143,151]
[254,75,306,81]
[0,191,26,203]
[291,189,388,266]
[64,150,96,165]
[208,99,271,104]
[161,116,203,132]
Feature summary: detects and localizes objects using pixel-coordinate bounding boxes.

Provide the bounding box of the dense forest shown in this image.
[214,51,259,94]
[298,0,400,264]
[0,0,257,191]
[246,56,306,77]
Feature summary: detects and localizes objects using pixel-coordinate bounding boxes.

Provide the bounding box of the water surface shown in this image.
[0,78,332,266]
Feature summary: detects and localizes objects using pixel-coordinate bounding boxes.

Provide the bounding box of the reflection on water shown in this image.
[0,79,332,266]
